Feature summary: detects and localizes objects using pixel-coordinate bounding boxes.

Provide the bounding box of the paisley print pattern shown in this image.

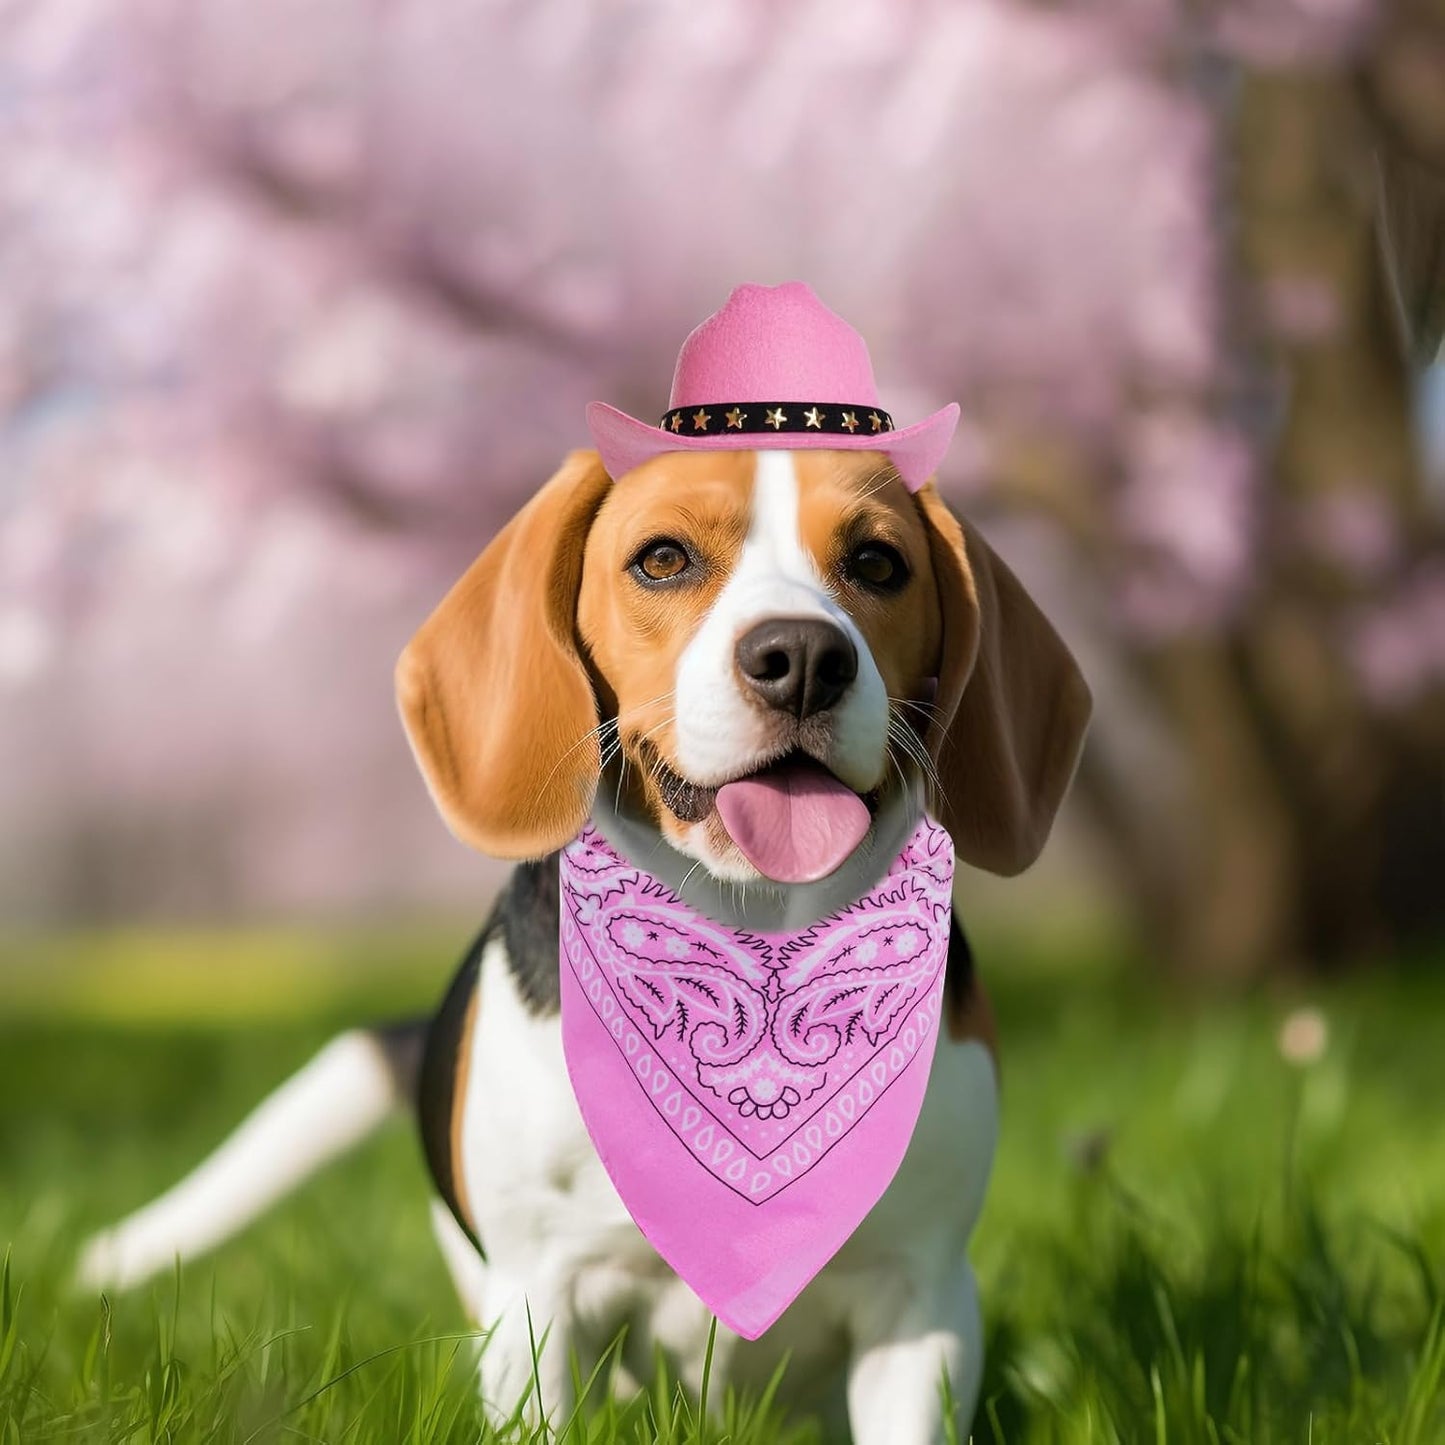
[560,816,954,1205]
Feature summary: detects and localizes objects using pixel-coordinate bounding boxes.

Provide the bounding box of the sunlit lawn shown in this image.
[2,924,1444,1442]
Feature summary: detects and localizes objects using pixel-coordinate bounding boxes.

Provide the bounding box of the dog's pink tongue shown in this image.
[715,760,871,884]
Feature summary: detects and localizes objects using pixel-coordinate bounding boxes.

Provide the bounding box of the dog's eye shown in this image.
[845,542,908,592]
[632,539,692,583]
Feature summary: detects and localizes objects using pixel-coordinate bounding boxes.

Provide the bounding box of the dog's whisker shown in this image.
[838,455,898,503]
[905,750,941,802]
[677,855,706,894]
[887,712,941,798]
[887,698,947,792]
[614,692,678,726]
[890,713,939,782]
[538,716,623,797]
[631,714,677,751]
[887,726,923,790]
[595,700,683,803]
[605,704,679,778]
[888,694,948,723]
[884,740,909,798]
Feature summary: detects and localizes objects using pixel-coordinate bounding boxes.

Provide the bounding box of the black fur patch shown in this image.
[373,1016,428,1101]
[494,856,563,1014]
[416,859,564,1254]
[946,913,976,1001]
[417,927,488,1249]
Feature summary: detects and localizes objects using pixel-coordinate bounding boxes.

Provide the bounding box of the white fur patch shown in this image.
[671,450,889,792]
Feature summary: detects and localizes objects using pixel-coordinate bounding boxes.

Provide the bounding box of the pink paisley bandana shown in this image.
[559,815,954,1339]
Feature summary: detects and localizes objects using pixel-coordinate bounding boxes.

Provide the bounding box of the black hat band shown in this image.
[658,403,896,439]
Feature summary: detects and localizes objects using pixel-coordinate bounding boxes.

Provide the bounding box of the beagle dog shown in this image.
[79,446,1090,1444]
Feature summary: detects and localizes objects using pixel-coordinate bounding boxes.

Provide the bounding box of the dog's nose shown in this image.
[735,618,858,718]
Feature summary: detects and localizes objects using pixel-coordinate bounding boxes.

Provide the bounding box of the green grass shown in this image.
[3,927,1445,1442]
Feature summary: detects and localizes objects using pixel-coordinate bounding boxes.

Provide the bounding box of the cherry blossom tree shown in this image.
[1,0,1440,972]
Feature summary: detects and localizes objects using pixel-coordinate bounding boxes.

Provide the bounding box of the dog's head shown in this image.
[397,448,1090,885]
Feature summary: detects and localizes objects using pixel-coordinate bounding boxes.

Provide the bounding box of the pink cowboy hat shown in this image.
[586,282,959,492]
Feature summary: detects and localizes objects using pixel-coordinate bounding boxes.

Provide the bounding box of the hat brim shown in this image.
[585,400,960,493]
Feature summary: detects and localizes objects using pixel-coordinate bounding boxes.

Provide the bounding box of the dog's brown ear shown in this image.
[916,485,1092,876]
[396,450,612,858]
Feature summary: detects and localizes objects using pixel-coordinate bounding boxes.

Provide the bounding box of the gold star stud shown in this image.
[669,413,683,433]
[692,408,712,432]
[868,411,883,432]
[840,410,859,432]
[803,406,824,429]
[765,407,788,430]
[724,406,746,429]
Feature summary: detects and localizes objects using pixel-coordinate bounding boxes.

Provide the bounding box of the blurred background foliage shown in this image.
[5,3,1445,1438]
[0,0,1443,980]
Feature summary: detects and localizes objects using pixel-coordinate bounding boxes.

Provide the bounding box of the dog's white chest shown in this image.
[460,939,642,1265]
[452,932,998,1412]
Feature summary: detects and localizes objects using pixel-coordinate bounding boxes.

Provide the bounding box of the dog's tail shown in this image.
[76,1022,425,1293]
